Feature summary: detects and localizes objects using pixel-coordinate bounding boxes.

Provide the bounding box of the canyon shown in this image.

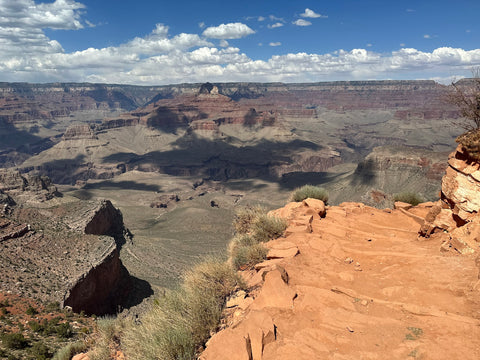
[0,79,467,314]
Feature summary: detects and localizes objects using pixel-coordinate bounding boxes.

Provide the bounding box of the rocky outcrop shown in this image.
[62,242,130,315]
[419,139,480,254]
[63,124,98,140]
[0,169,59,202]
[441,144,480,222]
[201,199,480,359]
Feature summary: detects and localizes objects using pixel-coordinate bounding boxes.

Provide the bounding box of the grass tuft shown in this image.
[289,185,329,203]
[122,259,242,360]
[233,206,265,234]
[52,341,88,360]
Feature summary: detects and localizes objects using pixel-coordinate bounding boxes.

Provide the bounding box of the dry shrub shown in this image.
[89,316,126,360]
[123,259,242,360]
[456,129,480,161]
[231,243,268,270]
[52,341,87,360]
[251,214,287,243]
[289,185,328,203]
[393,192,424,206]
[233,206,265,234]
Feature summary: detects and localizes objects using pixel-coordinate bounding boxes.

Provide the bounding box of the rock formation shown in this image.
[200,146,480,359]
[0,174,145,315]
[418,134,480,254]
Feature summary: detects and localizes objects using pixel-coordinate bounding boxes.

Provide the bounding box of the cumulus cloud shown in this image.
[202,22,255,39]
[300,8,327,19]
[268,22,284,29]
[293,19,312,27]
[0,4,479,86]
[0,0,87,30]
[0,0,90,57]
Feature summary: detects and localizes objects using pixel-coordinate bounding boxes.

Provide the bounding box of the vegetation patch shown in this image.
[289,185,329,203]
[393,192,424,206]
[456,129,480,161]
[121,259,243,360]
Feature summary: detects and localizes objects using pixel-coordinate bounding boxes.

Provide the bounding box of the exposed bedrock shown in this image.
[61,200,149,315]
[62,244,131,315]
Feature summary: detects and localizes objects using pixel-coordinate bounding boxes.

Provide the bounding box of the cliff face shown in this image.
[0,173,143,315]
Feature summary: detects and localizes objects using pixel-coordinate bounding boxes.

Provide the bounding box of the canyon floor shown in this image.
[201,200,480,359]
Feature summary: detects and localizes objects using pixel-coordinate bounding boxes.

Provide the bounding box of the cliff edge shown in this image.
[200,145,480,359]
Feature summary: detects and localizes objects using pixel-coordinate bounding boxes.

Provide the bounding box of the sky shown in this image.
[0,0,479,85]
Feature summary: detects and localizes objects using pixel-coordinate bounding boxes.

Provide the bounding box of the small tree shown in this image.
[447,68,480,130]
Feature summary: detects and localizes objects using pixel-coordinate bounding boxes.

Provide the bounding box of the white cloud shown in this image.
[300,8,327,19]
[0,4,479,86]
[293,19,312,27]
[400,43,406,47]
[268,22,284,29]
[0,0,90,57]
[198,22,205,29]
[424,34,431,39]
[366,43,372,47]
[258,16,265,21]
[202,22,255,39]
[269,15,284,22]
[269,42,281,47]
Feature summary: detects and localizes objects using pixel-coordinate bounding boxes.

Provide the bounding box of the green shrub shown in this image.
[393,192,424,206]
[56,322,73,339]
[233,206,265,234]
[232,243,268,270]
[1,333,29,350]
[30,342,51,360]
[289,185,329,203]
[251,214,287,243]
[28,320,44,333]
[44,302,60,313]
[26,305,38,316]
[52,341,87,360]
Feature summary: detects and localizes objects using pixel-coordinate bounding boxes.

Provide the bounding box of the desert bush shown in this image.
[123,259,242,360]
[52,341,87,360]
[393,192,424,206]
[1,333,29,350]
[456,129,480,161]
[233,206,265,234]
[30,342,51,360]
[89,316,125,360]
[26,305,38,316]
[56,322,73,339]
[289,185,329,203]
[231,243,268,270]
[251,214,288,243]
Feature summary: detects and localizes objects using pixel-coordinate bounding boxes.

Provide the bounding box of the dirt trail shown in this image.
[201,201,480,360]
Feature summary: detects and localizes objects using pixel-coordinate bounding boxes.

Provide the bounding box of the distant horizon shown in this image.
[0,78,471,87]
[1,0,479,85]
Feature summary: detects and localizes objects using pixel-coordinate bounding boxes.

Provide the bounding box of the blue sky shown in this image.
[0,0,479,84]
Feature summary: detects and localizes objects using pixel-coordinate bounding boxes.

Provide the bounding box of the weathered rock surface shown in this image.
[0,169,59,202]
[0,193,147,315]
[441,144,480,222]
[201,199,480,359]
